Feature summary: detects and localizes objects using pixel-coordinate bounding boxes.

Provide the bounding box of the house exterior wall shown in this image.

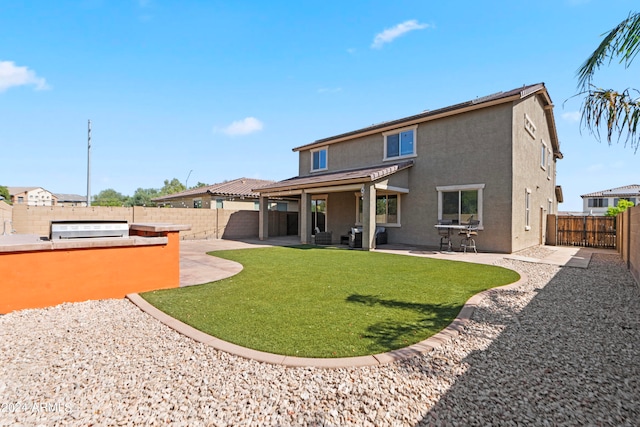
[296,96,559,252]
[11,188,57,206]
[581,196,637,215]
[510,95,559,252]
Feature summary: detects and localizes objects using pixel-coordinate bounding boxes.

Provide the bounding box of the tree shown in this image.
[93,189,128,206]
[605,199,635,216]
[0,185,10,204]
[127,187,160,207]
[191,181,208,189]
[159,178,186,196]
[577,12,640,152]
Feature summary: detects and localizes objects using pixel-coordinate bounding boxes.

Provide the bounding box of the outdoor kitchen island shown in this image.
[0,222,190,313]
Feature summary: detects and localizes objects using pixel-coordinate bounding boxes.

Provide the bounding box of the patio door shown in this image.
[311,197,326,233]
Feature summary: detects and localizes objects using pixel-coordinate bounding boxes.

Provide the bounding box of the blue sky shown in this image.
[1,0,638,211]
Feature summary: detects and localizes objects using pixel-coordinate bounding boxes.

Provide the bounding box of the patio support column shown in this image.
[300,191,312,244]
[362,183,376,250]
[258,196,269,241]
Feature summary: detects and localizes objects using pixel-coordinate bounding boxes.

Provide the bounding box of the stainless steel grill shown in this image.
[50,220,129,239]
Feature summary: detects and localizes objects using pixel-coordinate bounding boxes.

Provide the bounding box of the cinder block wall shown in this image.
[10,206,295,240]
[0,202,12,232]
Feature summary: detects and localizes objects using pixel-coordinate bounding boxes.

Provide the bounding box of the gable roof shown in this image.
[293,83,562,159]
[153,177,275,201]
[8,187,44,195]
[581,184,640,198]
[255,161,414,194]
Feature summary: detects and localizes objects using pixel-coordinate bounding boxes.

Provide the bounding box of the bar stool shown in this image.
[459,220,479,254]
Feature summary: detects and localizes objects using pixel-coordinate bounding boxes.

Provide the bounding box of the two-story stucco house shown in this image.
[256,83,563,253]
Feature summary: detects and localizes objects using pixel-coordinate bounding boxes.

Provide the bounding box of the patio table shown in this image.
[434,224,476,253]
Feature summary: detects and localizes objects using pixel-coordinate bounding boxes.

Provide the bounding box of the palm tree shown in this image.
[577,11,640,152]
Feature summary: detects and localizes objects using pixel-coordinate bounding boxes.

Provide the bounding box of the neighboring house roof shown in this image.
[8,186,42,195]
[55,193,87,202]
[256,161,414,194]
[153,177,276,201]
[581,184,640,198]
[293,83,562,159]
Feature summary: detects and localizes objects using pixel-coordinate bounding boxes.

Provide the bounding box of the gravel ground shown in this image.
[1,254,638,426]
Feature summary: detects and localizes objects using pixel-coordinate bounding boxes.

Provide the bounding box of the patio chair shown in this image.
[437,219,453,251]
[459,220,479,254]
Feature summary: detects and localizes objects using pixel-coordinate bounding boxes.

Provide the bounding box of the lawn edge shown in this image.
[126,272,527,369]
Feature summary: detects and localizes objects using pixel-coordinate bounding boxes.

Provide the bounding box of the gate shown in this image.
[556,215,616,248]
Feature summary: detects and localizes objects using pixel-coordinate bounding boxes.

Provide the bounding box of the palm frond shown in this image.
[579,86,640,152]
[577,12,640,89]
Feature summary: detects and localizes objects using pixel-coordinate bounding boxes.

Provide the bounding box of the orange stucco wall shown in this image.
[0,231,181,313]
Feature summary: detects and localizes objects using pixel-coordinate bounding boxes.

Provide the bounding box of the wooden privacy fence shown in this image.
[556,215,616,248]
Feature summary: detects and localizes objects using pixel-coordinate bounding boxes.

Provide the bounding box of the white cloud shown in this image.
[317,87,342,94]
[562,111,581,122]
[219,117,264,136]
[0,61,49,92]
[371,20,429,49]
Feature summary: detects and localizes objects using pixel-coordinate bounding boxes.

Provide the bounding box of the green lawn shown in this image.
[141,246,520,358]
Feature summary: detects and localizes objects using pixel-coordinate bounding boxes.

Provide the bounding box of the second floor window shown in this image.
[311,147,327,172]
[588,198,608,208]
[384,125,417,160]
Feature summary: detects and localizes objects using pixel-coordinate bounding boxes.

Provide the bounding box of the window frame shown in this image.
[540,140,548,171]
[310,146,328,172]
[436,184,485,228]
[383,125,418,161]
[355,192,402,227]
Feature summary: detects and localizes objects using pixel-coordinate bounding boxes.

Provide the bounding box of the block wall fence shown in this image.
[9,205,291,240]
[617,205,640,286]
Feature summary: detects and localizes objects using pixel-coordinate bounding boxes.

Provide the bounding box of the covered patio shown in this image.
[255,161,413,250]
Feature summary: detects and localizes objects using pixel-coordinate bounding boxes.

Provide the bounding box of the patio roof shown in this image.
[581,184,640,198]
[255,160,414,196]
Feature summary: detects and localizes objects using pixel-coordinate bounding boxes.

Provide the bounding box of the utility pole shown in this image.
[185,169,193,189]
[87,120,91,207]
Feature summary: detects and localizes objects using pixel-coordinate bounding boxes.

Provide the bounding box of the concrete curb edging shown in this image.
[126,272,528,369]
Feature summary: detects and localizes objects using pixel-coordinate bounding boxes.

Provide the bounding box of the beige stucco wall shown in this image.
[510,95,559,252]
[296,95,560,252]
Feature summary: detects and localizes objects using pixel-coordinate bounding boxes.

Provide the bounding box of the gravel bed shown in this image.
[1,254,638,426]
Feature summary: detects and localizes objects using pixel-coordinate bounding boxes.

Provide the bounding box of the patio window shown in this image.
[311,147,327,172]
[356,193,400,226]
[383,125,417,161]
[437,184,484,226]
[312,197,326,233]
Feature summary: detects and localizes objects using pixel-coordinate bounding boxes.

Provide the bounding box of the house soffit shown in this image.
[255,161,414,195]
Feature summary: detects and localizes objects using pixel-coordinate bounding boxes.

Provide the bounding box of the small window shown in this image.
[215,198,224,209]
[525,189,531,230]
[383,125,417,160]
[193,199,202,208]
[540,141,547,170]
[524,114,536,138]
[311,147,327,172]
